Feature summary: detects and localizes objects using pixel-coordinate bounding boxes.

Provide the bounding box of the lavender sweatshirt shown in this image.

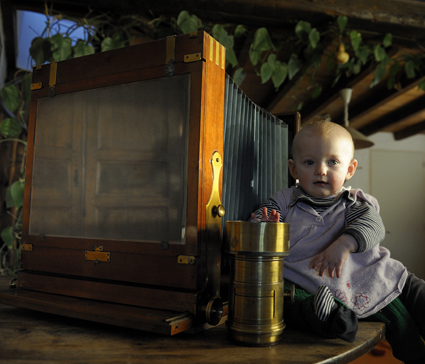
[270,186,407,318]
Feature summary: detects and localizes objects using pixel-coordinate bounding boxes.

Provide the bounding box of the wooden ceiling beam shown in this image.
[394,120,425,140]
[283,42,401,124]
[298,61,378,123]
[359,94,425,136]
[7,0,425,39]
[4,0,425,140]
[348,75,425,134]
[296,47,403,123]
[124,0,425,40]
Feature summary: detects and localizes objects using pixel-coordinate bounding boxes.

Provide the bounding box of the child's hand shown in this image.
[250,207,280,222]
[310,235,357,278]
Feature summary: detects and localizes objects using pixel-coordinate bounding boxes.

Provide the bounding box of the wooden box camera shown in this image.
[0,31,296,335]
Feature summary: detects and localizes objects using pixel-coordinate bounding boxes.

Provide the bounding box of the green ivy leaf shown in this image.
[251,28,273,51]
[73,40,95,58]
[309,28,320,49]
[234,25,247,37]
[353,60,362,74]
[387,75,396,90]
[177,11,190,26]
[337,16,348,33]
[177,11,200,34]
[249,48,262,66]
[388,62,401,77]
[0,84,20,113]
[288,54,302,80]
[0,117,22,138]
[311,86,322,99]
[226,47,238,68]
[29,37,53,65]
[233,68,246,86]
[418,80,425,91]
[295,21,311,42]
[387,63,399,89]
[101,33,127,52]
[10,181,25,209]
[101,38,115,52]
[261,62,273,84]
[212,24,226,39]
[383,33,393,48]
[5,186,14,208]
[50,34,72,62]
[267,53,277,67]
[355,46,370,65]
[350,31,362,51]
[370,62,387,88]
[1,227,15,249]
[374,45,387,62]
[272,62,288,89]
[405,59,416,78]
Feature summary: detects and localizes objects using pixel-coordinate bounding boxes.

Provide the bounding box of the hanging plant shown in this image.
[1,7,425,274]
[174,11,425,94]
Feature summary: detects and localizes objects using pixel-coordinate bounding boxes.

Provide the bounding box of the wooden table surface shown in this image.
[0,299,385,364]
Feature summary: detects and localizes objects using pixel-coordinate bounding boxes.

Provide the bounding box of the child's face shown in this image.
[288,133,357,198]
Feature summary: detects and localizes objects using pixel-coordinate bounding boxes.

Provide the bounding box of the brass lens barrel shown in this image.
[225,221,290,346]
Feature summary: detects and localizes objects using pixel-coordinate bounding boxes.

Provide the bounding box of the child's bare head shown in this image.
[289,120,357,197]
[292,120,355,160]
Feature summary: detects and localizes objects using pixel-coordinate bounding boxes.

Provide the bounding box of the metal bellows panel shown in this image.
[222,75,289,225]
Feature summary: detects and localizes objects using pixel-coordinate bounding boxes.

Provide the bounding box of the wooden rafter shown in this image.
[1,0,425,138]
[394,119,425,140]
[360,93,425,136]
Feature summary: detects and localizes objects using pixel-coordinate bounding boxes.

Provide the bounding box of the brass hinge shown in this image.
[31,82,42,91]
[177,255,196,265]
[21,243,33,251]
[85,246,110,263]
[184,53,202,63]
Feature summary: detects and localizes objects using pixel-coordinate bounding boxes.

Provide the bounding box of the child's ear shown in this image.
[345,159,358,180]
[288,159,298,180]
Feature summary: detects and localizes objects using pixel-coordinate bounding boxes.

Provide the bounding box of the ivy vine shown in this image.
[178,11,425,99]
[1,8,424,274]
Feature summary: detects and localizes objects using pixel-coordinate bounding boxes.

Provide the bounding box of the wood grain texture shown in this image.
[0,277,386,364]
[0,304,386,364]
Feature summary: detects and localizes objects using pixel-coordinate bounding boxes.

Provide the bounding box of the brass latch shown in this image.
[21,243,33,251]
[177,255,196,265]
[85,246,110,262]
[31,82,42,91]
[184,53,201,63]
[206,151,225,221]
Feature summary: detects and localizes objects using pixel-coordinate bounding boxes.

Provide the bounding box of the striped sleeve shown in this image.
[249,198,285,222]
[344,201,385,253]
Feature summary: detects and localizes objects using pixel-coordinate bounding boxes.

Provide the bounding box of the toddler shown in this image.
[250,120,425,364]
